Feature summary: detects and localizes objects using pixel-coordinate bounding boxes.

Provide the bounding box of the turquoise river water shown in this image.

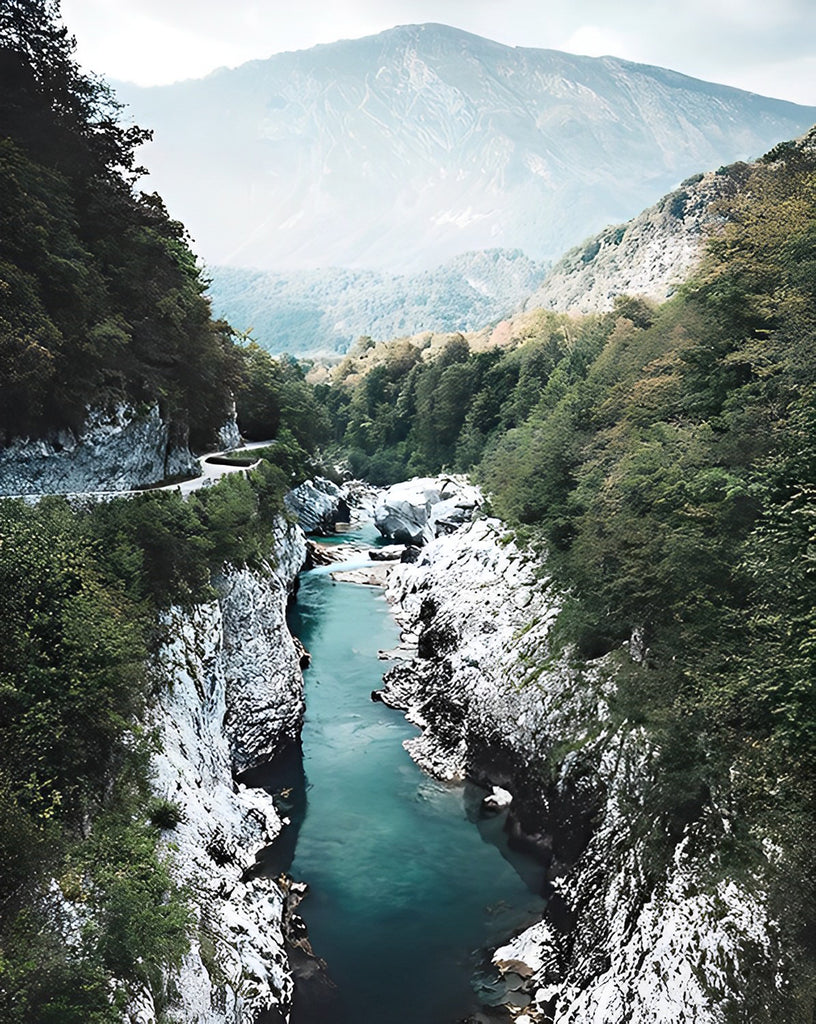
[256,525,546,1023]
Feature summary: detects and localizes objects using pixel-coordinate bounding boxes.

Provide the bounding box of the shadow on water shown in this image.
[242,743,308,877]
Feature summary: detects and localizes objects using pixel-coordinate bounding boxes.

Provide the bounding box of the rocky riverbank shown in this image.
[379,514,787,1023]
[128,516,308,1023]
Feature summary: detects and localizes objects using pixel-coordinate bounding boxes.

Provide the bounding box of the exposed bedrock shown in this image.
[284,477,350,535]
[373,474,481,545]
[382,516,789,1024]
[128,517,309,1023]
[0,403,198,496]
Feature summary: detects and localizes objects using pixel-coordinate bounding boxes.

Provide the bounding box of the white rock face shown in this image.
[524,169,736,315]
[216,563,304,775]
[0,404,198,495]
[284,477,348,535]
[216,407,243,450]
[374,475,481,545]
[271,515,308,592]
[130,522,307,1023]
[384,517,787,1022]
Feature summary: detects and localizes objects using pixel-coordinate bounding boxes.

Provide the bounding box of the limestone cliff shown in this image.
[524,167,742,315]
[0,404,198,496]
[130,517,306,1023]
[382,517,788,1022]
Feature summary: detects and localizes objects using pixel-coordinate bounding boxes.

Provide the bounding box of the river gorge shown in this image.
[242,479,782,1024]
[255,522,547,1023]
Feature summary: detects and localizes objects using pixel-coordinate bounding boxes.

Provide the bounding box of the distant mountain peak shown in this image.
[117,28,816,272]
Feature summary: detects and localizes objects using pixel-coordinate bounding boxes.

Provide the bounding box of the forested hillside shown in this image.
[0,0,237,448]
[207,249,546,356]
[324,131,816,997]
[0,466,298,1021]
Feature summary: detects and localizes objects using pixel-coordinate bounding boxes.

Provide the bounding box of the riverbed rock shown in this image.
[374,475,481,545]
[368,545,404,561]
[382,516,788,1023]
[0,403,198,496]
[330,563,392,586]
[483,785,513,813]
[304,539,334,568]
[284,477,349,535]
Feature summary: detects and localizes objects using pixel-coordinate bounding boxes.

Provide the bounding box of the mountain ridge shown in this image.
[116,24,816,273]
[207,248,547,355]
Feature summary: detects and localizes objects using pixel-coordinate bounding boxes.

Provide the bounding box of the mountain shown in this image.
[525,129,816,313]
[116,24,816,274]
[207,248,547,354]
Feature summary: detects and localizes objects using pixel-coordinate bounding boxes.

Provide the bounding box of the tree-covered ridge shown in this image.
[0,0,237,448]
[207,249,547,357]
[325,132,816,1002]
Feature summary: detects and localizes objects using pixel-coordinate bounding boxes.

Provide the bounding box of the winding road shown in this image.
[171,439,273,497]
[4,439,275,502]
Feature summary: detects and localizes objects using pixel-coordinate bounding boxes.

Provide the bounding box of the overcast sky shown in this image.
[60,0,816,106]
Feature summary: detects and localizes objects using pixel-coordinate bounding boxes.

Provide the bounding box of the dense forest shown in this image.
[323,135,816,1000]
[207,249,546,357]
[0,0,327,456]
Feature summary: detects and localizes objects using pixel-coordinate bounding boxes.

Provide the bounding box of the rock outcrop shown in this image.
[373,475,480,545]
[217,540,305,775]
[131,517,307,1023]
[383,517,787,1023]
[524,166,740,315]
[284,478,350,535]
[216,404,243,451]
[0,404,198,496]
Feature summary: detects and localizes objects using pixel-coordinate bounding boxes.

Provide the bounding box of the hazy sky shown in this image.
[61,0,816,106]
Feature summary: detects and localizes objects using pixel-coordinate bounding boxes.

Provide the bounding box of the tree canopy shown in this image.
[0,0,238,448]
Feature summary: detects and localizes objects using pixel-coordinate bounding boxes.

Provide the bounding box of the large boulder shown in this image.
[374,476,481,545]
[284,478,349,535]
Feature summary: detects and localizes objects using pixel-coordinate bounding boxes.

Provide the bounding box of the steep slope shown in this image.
[382,519,791,1022]
[524,152,767,312]
[116,24,816,273]
[139,522,306,1024]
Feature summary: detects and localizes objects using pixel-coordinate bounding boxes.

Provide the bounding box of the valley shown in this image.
[0,5,814,1024]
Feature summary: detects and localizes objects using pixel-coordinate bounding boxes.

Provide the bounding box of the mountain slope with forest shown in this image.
[116,24,816,273]
[524,164,737,313]
[207,248,547,355]
[0,2,239,450]
[319,129,816,1017]
[0,6,329,1019]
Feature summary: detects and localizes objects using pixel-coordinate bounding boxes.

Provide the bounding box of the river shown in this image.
[254,523,546,1023]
